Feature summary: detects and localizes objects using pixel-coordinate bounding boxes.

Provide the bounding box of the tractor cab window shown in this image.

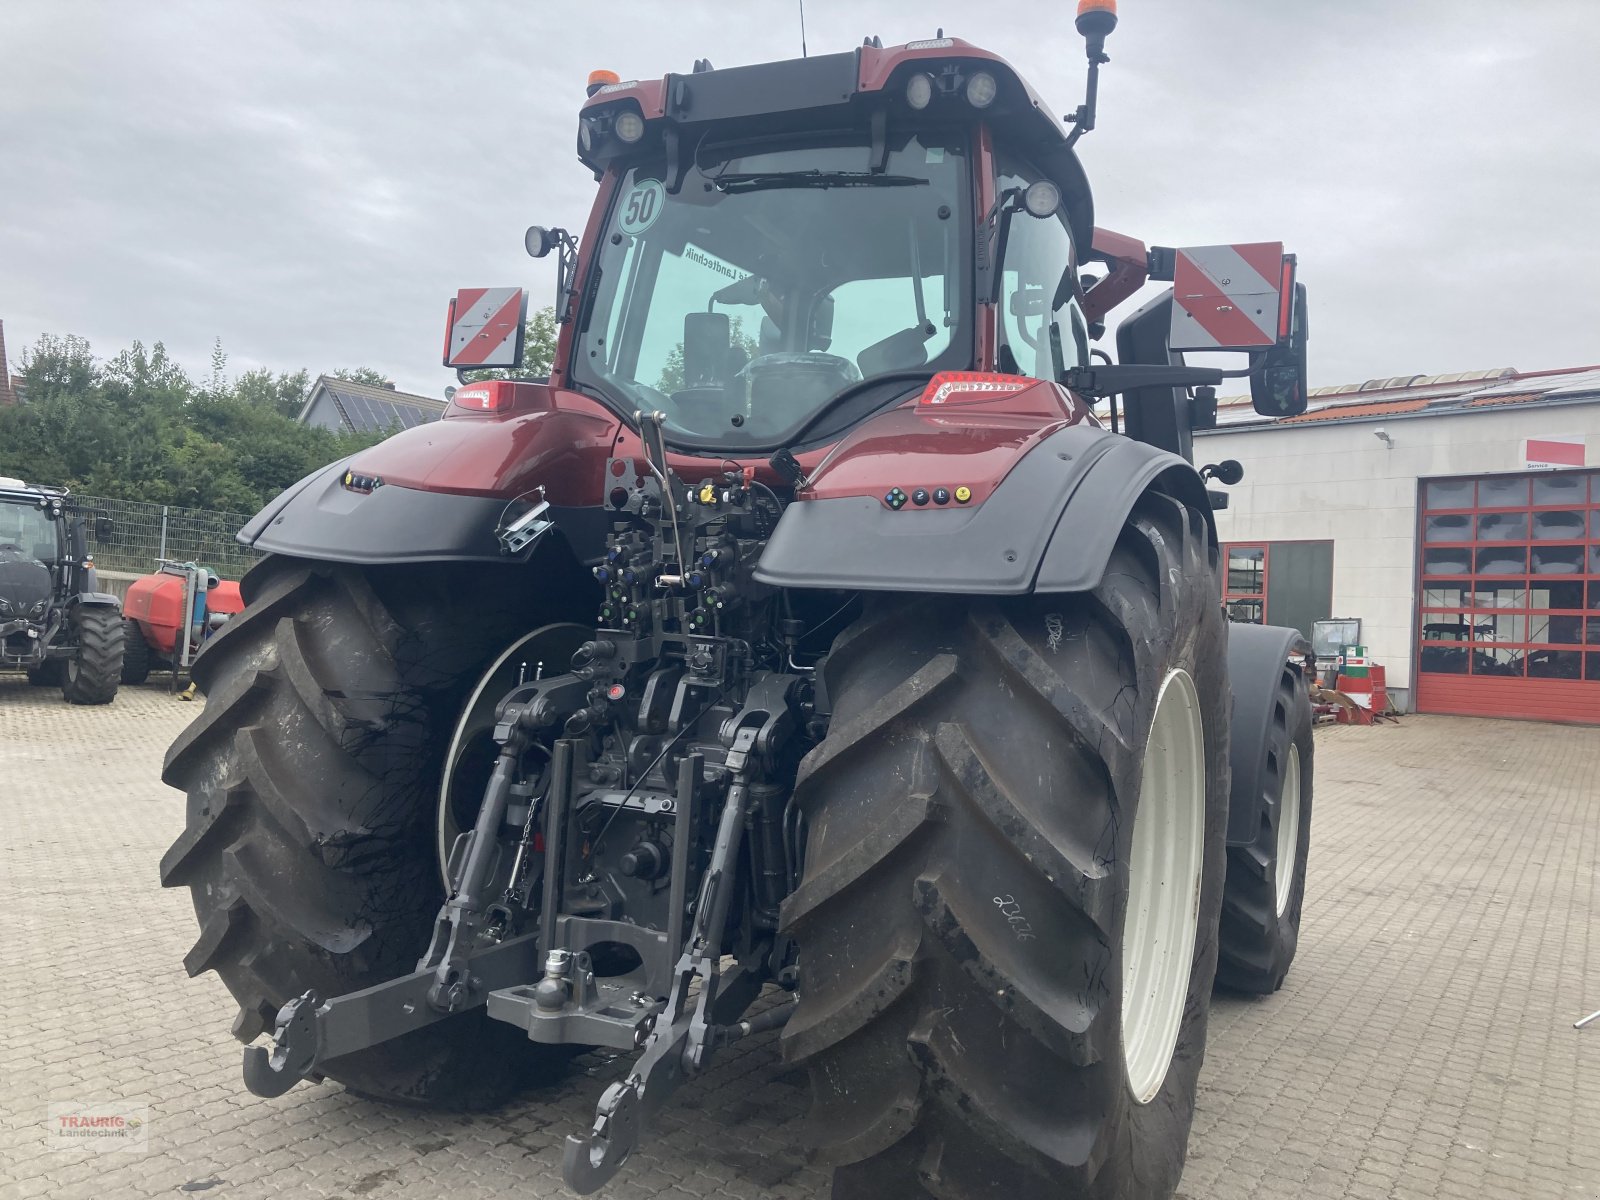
[575,132,971,450]
[995,153,1087,384]
[0,500,57,561]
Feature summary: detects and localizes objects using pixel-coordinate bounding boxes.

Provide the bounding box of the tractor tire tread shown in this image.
[62,605,124,704]
[785,492,1231,1200]
[1215,663,1314,995]
[162,556,574,1110]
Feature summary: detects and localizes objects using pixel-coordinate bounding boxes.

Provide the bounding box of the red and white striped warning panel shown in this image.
[1168,242,1284,351]
[445,287,526,368]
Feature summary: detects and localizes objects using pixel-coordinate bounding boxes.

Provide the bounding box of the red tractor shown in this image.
[121,563,245,685]
[162,9,1314,1197]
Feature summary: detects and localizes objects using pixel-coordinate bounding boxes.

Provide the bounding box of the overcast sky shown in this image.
[3,1,1597,399]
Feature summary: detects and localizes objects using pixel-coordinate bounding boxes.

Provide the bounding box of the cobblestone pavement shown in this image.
[1,676,1596,1199]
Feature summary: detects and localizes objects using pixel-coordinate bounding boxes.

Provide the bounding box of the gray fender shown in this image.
[1225,621,1309,846]
[754,422,1215,594]
[236,460,609,566]
[72,592,121,609]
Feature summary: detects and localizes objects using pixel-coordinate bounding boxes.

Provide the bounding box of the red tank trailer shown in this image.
[121,563,244,683]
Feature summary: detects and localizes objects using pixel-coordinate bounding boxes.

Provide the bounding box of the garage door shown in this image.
[1415,469,1600,722]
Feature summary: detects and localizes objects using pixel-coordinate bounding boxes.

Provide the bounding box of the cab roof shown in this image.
[577,37,1094,248]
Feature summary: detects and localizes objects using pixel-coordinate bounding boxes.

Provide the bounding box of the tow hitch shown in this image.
[240,662,802,1198]
[563,724,797,1192]
[240,931,545,1098]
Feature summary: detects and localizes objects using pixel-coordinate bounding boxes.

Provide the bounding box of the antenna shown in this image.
[798,0,808,57]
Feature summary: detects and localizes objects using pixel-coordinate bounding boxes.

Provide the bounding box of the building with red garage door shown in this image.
[1198,364,1600,722]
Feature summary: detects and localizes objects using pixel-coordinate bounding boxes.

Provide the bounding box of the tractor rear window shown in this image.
[574,133,971,450]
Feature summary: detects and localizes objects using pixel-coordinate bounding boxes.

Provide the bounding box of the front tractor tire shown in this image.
[61,605,124,704]
[1215,661,1314,994]
[160,555,582,1109]
[782,493,1230,1200]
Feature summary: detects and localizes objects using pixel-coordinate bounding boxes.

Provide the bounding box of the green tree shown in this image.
[18,333,96,399]
[206,337,229,399]
[331,367,395,387]
[462,306,560,382]
[233,367,311,420]
[0,333,380,513]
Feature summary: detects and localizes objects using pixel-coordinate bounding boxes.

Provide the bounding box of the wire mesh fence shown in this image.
[76,494,260,580]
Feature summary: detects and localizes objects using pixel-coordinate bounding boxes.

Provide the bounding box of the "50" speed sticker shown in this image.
[618,179,665,236]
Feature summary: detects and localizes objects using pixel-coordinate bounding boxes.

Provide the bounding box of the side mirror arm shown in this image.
[1062,363,1240,397]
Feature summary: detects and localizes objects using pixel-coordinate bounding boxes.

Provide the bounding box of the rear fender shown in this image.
[71,592,121,609]
[754,421,1214,594]
[238,386,621,568]
[1225,622,1309,846]
[238,463,610,567]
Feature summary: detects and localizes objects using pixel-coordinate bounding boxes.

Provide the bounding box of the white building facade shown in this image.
[1200,366,1600,721]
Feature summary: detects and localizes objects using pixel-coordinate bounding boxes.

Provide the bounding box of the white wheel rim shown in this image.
[435,623,590,886]
[1121,667,1206,1106]
[1274,743,1302,918]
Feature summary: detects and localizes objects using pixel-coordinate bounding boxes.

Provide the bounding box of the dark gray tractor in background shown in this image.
[0,478,124,704]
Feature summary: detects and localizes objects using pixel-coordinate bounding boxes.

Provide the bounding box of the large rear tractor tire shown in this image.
[1215,662,1313,995]
[160,555,585,1109]
[782,493,1231,1200]
[121,618,152,684]
[61,605,124,704]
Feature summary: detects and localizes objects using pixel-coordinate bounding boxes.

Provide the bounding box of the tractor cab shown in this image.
[572,130,975,449]
[447,16,1307,465]
[457,37,1102,456]
[0,478,124,702]
[0,489,60,648]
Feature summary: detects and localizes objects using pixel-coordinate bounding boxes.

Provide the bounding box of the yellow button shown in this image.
[954,485,972,503]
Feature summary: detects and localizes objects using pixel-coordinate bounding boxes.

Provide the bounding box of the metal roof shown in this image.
[1206,364,1600,432]
[1462,391,1544,409]
[300,376,446,435]
[1277,398,1431,424]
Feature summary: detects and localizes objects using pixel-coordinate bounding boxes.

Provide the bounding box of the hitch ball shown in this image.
[535,948,573,1011]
